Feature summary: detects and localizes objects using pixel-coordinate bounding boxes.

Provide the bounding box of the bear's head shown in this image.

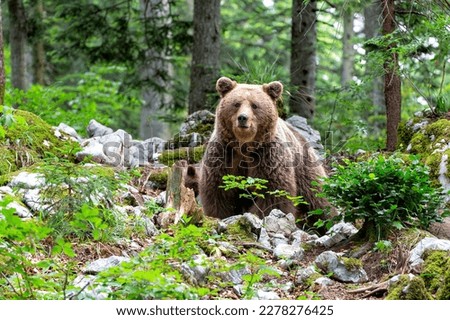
[215,77,283,143]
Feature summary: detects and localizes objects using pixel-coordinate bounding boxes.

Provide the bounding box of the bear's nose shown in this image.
[238,113,249,126]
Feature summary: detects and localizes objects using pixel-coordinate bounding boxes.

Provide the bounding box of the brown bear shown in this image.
[199,77,329,226]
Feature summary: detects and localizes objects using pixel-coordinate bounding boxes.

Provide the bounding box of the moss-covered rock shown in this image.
[0,109,79,184]
[148,167,170,189]
[166,132,206,149]
[397,121,415,150]
[159,146,205,167]
[342,257,363,271]
[0,145,19,177]
[401,116,450,186]
[386,275,433,300]
[421,250,450,299]
[223,216,258,242]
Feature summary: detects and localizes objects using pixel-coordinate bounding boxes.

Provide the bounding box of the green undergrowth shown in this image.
[94,219,279,299]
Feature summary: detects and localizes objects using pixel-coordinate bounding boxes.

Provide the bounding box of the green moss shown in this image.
[304,272,323,288]
[148,168,170,188]
[84,165,116,179]
[424,153,443,182]
[438,262,450,300]
[341,257,363,271]
[225,216,257,242]
[386,275,433,300]
[159,146,205,167]
[409,132,430,155]
[397,228,432,247]
[408,119,450,156]
[426,119,450,137]
[397,121,414,150]
[200,216,219,231]
[0,145,18,176]
[421,250,450,299]
[187,123,213,136]
[0,110,78,178]
[406,118,450,183]
[6,110,74,155]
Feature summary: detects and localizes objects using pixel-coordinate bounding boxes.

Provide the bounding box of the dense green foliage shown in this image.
[321,154,447,239]
[5,65,141,137]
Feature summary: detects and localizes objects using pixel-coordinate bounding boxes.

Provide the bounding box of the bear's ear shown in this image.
[216,77,237,97]
[263,81,283,100]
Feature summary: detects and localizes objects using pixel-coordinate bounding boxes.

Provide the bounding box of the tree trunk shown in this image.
[0,0,5,105]
[139,0,172,140]
[32,0,46,85]
[381,0,401,151]
[341,9,354,87]
[364,1,385,114]
[8,0,30,91]
[290,0,317,120]
[188,0,221,114]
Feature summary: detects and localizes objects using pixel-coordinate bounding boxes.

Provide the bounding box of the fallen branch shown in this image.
[347,281,389,298]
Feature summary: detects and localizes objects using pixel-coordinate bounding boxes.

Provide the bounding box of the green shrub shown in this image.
[321,154,447,239]
[0,197,75,299]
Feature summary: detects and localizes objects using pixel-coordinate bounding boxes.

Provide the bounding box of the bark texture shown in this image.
[290,0,317,120]
[381,0,401,151]
[32,0,46,85]
[188,0,221,114]
[8,0,30,91]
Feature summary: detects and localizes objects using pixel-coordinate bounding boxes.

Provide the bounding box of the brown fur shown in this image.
[199,77,329,226]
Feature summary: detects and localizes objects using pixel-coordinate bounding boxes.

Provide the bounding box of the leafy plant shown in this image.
[321,154,447,240]
[220,175,306,215]
[231,252,280,299]
[373,240,393,254]
[0,197,74,299]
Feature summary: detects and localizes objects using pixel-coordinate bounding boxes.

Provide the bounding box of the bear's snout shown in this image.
[237,113,249,127]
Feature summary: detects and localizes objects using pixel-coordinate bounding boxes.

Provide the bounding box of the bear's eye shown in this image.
[234,102,241,108]
[251,103,258,110]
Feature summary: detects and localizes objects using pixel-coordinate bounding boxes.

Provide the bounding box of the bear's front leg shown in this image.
[199,164,239,219]
[247,166,297,218]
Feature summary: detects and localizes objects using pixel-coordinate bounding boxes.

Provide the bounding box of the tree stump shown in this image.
[165,160,201,225]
